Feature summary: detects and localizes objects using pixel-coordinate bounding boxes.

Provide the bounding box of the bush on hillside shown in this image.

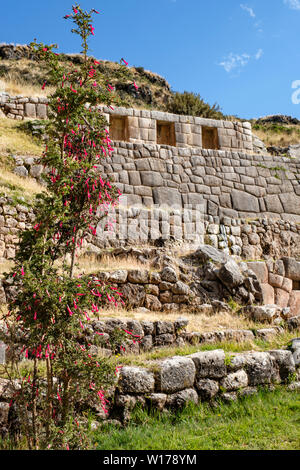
[167,91,224,119]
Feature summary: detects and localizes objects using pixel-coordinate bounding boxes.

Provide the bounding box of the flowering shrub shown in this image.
[0,4,133,450]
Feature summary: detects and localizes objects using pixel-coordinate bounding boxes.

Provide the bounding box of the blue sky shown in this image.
[2,0,300,119]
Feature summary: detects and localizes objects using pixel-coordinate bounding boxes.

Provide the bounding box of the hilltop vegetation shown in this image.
[0,43,225,119]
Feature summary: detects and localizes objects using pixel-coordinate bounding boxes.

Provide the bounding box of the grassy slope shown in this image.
[0,118,44,203]
[94,388,300,450]
[0,57,173,111]
[252,121,300,148]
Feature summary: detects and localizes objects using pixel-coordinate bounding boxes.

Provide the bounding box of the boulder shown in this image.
[156,356,196,393]
[144,294,162,311]
[171,281,190,295]
[289,291,300,316]
[274,288,290,308]
[238,352,275,386]
[126,320,144,338]
[146,393,167,411]
[166,388,198,408]
[196,379,219,400]
[189,349,226,379]
[195,245,229,265]
[282,258,300,281]
[160,267,178,283]
[155,321,174,335]
[127,270,149,284]
[260,284,275,305]
[108,270,128,283]
[220,370,248,391]
[269,350,295,381]
[287,315,300,331]
[120,283,146,308]
[217,259,244,288]
[246,262,268,283]
[119,367,155,394]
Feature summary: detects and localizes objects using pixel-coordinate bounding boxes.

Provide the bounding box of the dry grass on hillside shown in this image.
[91,307,269,333]
[0,167,45,200]
[253,124,300,148]
[0,76,54,98]
[0,118,43,156]
[74,254,154,275]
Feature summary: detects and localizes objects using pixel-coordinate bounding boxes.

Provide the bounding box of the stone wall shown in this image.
[11,149,300,251]
[112,345,300,422]
[0,343,299,428]
[0,92,48,120]
[3,316,291,363]
[0,93,253,152]
[245,257,300,315]
[0,196,35,260]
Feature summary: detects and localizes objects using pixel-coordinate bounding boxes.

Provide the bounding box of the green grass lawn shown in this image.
[93,387,300,450]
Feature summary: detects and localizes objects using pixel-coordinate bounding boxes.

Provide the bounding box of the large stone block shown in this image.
[119,367,155,394]
[260,284,275,305]
[24,102,36,118]
[282,258,300,281]
[289,291,300,316]
[246,261,268,284]
[220,370,248,391]
[239,352,275,386]
[141,172,163,187]
[189,349,226,379]
[217,259,244,288]
[196,379,219,399]
[166,388,198,408]
[279,193,300,216]
[269,350,295,381]
[157,356,196,393]
[231,190,259,213]
[274,288,290,308]
[153,187,182,208]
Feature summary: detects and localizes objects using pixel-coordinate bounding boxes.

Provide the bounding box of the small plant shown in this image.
[227,297,242,313]
[224,353,234,367]
[286,371,298,385]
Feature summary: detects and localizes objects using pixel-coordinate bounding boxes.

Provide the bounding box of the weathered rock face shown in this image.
[220,370,248,391]
[282,258,300,281]
[189,350,226,379]
[119,367,155,394]
[196,379,219,399]
[269,350,295,381]
[217,259,244,289]
[156,357,196,393]
[237,352,275,385]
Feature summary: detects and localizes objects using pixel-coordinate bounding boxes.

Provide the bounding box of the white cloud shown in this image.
[255,48,263,59]
[240,4,256,18]
[219,49,263,73]
[218,53,251,73]
[284,0,300,10]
